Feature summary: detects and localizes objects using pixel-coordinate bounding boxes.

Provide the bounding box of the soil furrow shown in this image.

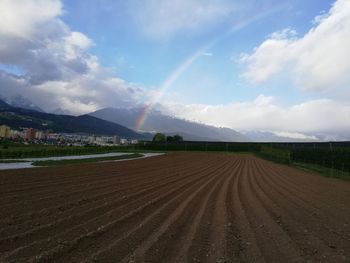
[238,158,303,262]
[126,158,239,263]
[61,159,234,263]
[0,153,349,262]
[254,159,350,262]
[1,159,225,261]
[9,158,229,262]
[0,157,215,236]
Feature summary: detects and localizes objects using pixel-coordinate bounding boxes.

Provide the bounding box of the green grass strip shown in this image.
[255,153,350,181]
[293,161,350,181]
[32,153,143,167]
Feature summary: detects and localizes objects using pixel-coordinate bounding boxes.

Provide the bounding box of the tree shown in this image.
[152,133,166,142]
[166,136,174,142]
[173,134,183,142]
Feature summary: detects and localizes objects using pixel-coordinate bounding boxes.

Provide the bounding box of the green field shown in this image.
[0,141,133,159]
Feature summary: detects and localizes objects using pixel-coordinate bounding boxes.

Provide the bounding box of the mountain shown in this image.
[51,108,73,115]
[6,95,45,112]
[0,98,11,108]
[0,99,144,139]
[89,107,249,142]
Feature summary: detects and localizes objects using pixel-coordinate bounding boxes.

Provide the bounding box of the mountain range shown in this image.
[1,96,251,141]
[0,99,144,139]
[1,95,45,112]
[89,107,249,142]
[1,95,337,142]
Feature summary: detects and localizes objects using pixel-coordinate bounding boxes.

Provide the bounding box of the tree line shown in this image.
[152,133,183,143]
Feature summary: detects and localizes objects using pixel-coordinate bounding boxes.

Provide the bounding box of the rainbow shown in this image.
[134,5,286,131]
[134,47,207,130]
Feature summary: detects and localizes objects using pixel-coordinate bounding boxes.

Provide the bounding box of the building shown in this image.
[131,139,138,144]
[46,133,59,141]
[35,131,45,140]
[24,128,36,140]
[0,125,11,138]
[89,135,96,144]
[10,130,24,139]
[120,138,128,145]
[113,135,121,145]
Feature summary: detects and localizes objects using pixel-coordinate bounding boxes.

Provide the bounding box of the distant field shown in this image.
[1,153,349,262]
[0,142,131,159]
[1,140,350,179]
[134,141,350,180]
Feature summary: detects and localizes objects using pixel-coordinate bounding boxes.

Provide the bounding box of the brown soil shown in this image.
[0,153,349,263]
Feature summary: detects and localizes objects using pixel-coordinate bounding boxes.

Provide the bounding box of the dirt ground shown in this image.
[0,152,349,262]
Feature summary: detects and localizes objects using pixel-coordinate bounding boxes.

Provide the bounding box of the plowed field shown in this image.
[0,153,349,262]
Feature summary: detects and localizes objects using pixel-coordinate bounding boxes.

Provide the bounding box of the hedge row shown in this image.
[290,148,350,171]
[134,142,261,152]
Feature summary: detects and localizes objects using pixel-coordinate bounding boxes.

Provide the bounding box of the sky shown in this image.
[0,0,350,139]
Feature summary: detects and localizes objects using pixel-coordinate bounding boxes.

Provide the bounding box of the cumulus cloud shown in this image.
[240,0,350,94]
[0,0,95,85]
[0,0,63,38]
[0,0,148,114]
[161,95,350,136]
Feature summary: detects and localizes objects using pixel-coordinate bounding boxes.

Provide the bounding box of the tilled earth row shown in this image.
[0,153,349,262]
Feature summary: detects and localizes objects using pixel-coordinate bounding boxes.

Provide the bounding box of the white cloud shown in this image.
[0,0,149,114]
[127,0,237,39]
[0,0,62,38]
[273,131,318,141]
[0,0,93,85]
[202,52,213,57]
[240,0,350,94]
[161,95,350,135]
[312,10,328,25]
[64,32,94,59]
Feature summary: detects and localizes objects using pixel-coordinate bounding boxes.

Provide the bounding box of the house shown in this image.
[0,125,11,138]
